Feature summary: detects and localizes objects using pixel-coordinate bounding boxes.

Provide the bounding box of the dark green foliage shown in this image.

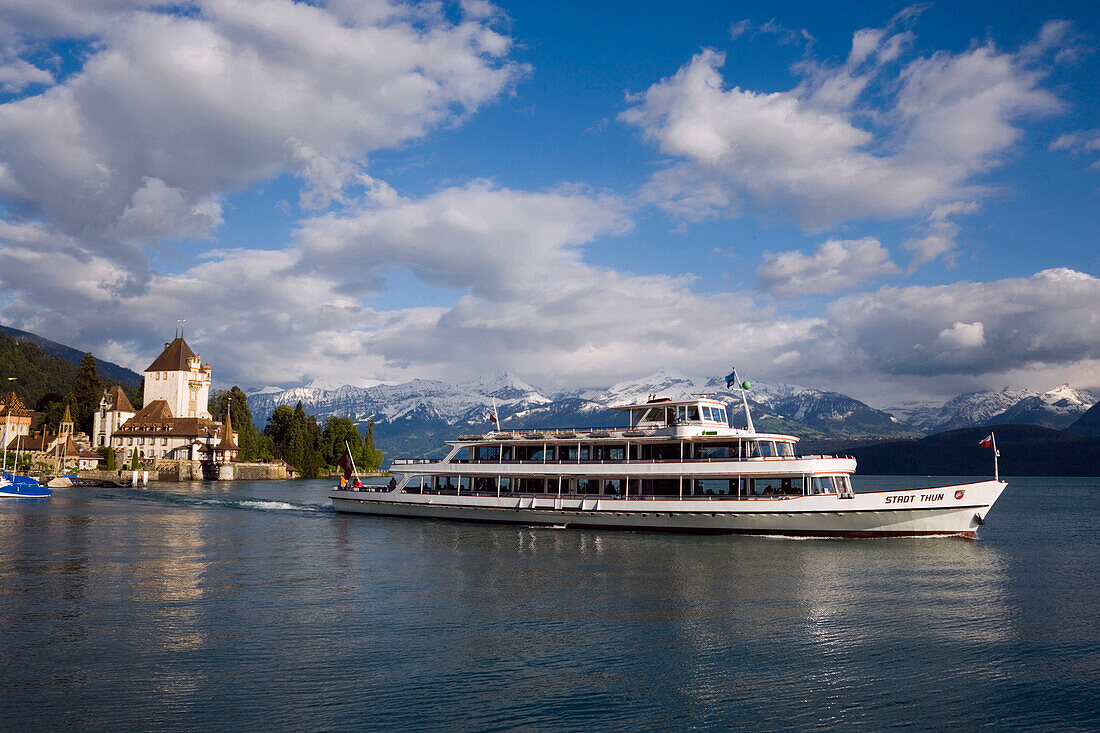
[0,332,138,421]
[263,402,325,478]
[210,386,271,461]
[38,398,73,434]
[71,353,101,434]
[321,416,383,472]
[97,446,116,471]
[262,403,384,478]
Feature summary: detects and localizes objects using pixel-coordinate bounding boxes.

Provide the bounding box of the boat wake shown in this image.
[98,487,334,515]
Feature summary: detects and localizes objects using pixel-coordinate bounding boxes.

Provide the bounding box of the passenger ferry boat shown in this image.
[330,386,1006,538]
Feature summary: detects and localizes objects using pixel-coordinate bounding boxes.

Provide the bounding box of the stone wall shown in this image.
[80,459,293,482]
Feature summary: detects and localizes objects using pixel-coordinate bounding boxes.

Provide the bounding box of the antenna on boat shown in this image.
[725,367,755,433]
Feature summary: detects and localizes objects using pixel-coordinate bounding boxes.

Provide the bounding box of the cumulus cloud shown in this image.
[0,0,522,256]
[295,180,635,299]
[903,200,979,270]
[819,268,1100,377]
[756,237,900,296]
[622,18,1066,230]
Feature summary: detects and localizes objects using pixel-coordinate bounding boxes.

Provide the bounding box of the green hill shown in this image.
[813,424,1100,477]
[0,324,142,387]
[0,330,140,412]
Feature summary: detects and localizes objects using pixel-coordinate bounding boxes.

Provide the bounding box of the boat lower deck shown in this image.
[330,479,1006,538]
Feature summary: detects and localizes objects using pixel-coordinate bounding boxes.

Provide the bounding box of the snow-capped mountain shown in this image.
[247,370,918,458]
[987,385,1097,429]
[894,385,1097,432]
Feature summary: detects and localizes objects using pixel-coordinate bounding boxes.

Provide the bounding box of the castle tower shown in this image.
[143,335,212,419]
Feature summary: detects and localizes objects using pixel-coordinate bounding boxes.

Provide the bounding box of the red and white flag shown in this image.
[487,410,498,425]
[978,434,994,448]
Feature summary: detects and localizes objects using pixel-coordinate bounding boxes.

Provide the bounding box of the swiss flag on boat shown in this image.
[337,446,355,480]
[488,410,498,425]
[978,434,994,448]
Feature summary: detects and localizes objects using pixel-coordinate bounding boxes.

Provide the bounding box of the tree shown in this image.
[321,416,384,472]
[38,397,73,435]
[71,352,101,434]
[210,386,269,461]
[263,402,324,478]
[97,446,116,471]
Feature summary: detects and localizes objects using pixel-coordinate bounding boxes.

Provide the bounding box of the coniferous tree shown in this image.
[71,352,101,434]
[210,386,269,461]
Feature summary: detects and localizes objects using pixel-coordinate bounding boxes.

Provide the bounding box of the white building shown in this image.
[143,336,212,419]
[101,335,235,463]
[92,385,136,448]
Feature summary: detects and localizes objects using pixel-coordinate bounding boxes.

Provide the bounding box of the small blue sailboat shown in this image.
[0,470,52,499]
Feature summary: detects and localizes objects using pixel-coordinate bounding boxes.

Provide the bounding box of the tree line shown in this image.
[211,388,383,478]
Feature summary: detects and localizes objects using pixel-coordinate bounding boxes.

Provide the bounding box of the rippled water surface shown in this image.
[1,476,1097,731]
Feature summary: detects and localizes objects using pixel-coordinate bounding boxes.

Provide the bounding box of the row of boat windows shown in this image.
[462,440,795,462]
[406,475,851,497]
[637,404,729,424]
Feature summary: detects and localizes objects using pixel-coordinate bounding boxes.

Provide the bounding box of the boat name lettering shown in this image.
[884,492,944,504]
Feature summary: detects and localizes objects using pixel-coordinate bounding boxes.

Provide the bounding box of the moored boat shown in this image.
[330,376,1006,538]
[1,471,53,499]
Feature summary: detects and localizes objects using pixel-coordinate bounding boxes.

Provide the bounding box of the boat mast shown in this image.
[992,433,1000,482]
[730,367,755,433]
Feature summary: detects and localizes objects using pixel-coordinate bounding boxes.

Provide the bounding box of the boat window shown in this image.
[501,446,513,460]
[687,406,701,421]
[832,476,853,497]
[695,478,734,495]
[529,446,555,461]
[778,442,794,457]
[751,441,776,457]
[602,478,623,495]
[695,443,730,459]
[810,477,834,495]
[495,477,511,493]
[677,406,687,423]
[593,444,624,460]
[745,477,801,496]
[701,406,712,421]
[476,446,500,461]
[562,445,591,461]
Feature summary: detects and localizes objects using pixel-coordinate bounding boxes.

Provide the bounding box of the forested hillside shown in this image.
[0,331,141,429]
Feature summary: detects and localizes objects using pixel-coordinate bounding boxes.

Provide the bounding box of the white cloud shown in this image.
[1050,129,1100,170]
[622,19,1065,230]
[0,58,53,92]
[935,321,985,349]
[0,0,522,252]
[820,268,1100,377]
[114,177,224,240]
[903,200,978,271]
[756,237,900,296]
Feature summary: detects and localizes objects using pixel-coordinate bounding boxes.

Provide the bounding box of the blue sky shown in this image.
[0,0,1096,405]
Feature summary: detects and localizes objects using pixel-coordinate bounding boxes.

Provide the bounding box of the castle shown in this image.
[93,335,237,464]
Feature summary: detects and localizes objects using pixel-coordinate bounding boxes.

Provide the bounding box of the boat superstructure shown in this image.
[331,393,1006,537]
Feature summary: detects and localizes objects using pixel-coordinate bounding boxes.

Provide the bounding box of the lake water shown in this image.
[1,475,1097,731]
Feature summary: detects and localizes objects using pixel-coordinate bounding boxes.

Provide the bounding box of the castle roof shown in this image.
[146,337,198,372]
[103,385,134,413]
[220,411,238,449]
[131,400,175,421]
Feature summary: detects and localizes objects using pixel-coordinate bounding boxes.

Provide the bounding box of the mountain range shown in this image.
[246,370,1097,459]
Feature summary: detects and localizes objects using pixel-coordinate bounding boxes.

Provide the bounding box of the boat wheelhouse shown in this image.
[331,392,1006,537]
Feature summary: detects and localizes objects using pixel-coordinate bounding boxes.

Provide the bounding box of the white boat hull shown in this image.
[330,480,1006,538]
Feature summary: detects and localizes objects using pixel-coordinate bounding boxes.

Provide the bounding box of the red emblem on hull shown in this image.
[955,489,965,500]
